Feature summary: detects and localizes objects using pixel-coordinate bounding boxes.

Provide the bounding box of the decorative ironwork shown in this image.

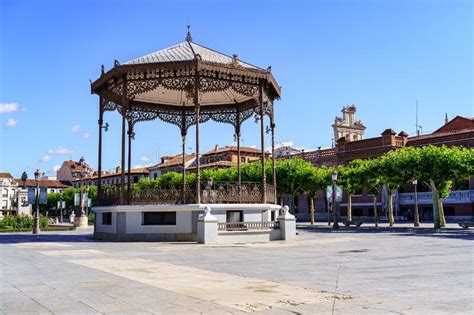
[218,221,280,231]
[92,37,281,206]
[98,182,275,206]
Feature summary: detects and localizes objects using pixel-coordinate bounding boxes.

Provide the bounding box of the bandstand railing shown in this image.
[98,181,275,206]
[218,221,280,231]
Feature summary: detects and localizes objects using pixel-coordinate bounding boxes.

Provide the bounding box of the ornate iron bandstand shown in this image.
[91,29,281,206]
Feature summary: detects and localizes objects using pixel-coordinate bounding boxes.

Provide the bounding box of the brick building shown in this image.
[284,113,473,222]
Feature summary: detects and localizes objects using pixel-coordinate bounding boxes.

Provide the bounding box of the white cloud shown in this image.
[5,118,19,127]
[72,125,81,132]
[0,102,19,114]
[133,163,154,169]
[83,132,91,139]
[48,147,73,155]
[40,155,52,162]
[139,155,150,162]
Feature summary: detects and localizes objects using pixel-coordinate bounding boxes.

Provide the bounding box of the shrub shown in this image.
[0,214,48,229]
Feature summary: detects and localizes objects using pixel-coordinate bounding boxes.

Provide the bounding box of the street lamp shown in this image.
[71,157,87,217]
[412,179,420,227]
[332,169,339,230]
[33,169,41,234]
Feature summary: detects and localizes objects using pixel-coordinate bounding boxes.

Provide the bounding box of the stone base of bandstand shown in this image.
[92,203,292,243]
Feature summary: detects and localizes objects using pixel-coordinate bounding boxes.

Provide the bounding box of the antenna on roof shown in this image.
[415,99,423,136]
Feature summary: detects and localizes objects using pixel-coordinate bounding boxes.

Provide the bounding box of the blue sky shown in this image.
[1,0,472,178]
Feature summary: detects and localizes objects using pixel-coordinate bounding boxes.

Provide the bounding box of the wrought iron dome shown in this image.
[92,29,280,206]
[91,33,281,112]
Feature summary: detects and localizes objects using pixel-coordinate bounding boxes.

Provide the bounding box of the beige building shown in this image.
[332,105,366,142]
[56,159,94,183]
[0,173,18,211]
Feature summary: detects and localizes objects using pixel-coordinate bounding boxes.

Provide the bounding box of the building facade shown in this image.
[0,173,18,212]
[284,111,473,221]
[73,167,150,187]
[56,159,94,183]
[332,105,366,142]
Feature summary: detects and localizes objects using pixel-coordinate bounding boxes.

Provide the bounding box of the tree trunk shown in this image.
[438,197,446,227]
[347,194,352,222]
[309,196,315,225]
[429,180,441,229]
[373,195,378,228]
[387,190,395,226]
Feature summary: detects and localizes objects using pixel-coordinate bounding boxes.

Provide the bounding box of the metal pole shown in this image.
[327,199,331,226]
[127,122,132,205]
[98,97,103,206]
[259,83,266,203]
[236,107,241,190]
[120,79,127,205]
[33,181,40,234]
[182,132,186,203]
[332,178,339,229]
[414,181,420,227]
[271,119,276,204]
[59,193,63,223]
[195,104,201,203]
[79,175,84,216]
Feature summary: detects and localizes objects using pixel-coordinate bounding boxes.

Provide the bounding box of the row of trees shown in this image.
[44,145,472,229]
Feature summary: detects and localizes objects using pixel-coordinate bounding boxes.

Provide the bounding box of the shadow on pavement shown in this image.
[0,232,96,244]
[297,224,474,241]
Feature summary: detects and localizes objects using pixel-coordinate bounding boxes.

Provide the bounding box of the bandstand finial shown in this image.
[186,25,193,42]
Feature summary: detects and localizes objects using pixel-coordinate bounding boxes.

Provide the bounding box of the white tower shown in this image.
[332,105,366,142]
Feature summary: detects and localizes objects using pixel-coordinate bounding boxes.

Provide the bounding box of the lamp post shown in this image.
[33,169,41,234]
[332,169,339,230]
[71,157,86,217]
[412,179,420,227]
[58,192,64,223]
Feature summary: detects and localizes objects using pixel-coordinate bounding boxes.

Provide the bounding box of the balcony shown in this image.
[398,190,474,205]
[98,181,275,206]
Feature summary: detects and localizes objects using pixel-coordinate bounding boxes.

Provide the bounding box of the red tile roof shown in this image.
[17,179,72,188]
[433,116,474,134]
[203,145,268,156]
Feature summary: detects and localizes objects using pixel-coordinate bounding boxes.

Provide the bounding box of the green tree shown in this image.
[302,166,331,225]
[378,149,416,226]
[357,158,383,227]
[275,159,313,214]
[62,187,78,209]
[413,146,473,228]
[338,160,366,222]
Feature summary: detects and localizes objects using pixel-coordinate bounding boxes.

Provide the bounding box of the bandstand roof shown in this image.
[126,42,261,71]
[92,31,280,107]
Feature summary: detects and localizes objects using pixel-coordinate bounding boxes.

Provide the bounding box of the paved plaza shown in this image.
[0,223,473,314]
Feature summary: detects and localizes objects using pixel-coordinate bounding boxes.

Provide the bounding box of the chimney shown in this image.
[381,129,396,146]
[445,113,448,125]
[215,144,219,151]
[115,167,122,174]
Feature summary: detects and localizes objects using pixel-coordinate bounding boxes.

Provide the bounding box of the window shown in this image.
[102,212,112,225]
[142,212,176,225]
[133,176,139,183]
[2,188,7,198]
[154,173,158,179]
[226,210,243,223]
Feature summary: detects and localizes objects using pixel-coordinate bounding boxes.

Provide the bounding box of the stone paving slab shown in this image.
[0,224,472,314]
